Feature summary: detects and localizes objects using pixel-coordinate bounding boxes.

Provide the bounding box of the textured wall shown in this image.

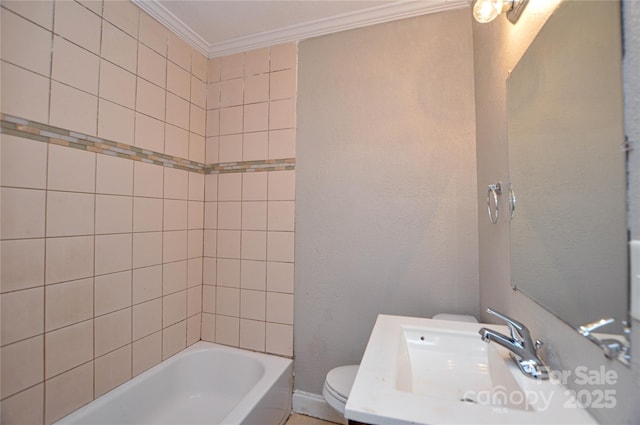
[295,9,478,395]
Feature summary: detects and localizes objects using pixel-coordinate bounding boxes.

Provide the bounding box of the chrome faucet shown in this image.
[478,308,549,379]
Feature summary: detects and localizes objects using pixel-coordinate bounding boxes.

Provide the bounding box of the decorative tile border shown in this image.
[0,113,295,174]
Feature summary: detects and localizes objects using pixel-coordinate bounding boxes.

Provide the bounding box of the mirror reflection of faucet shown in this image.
[478,307,549,379]
[577,317,631,363]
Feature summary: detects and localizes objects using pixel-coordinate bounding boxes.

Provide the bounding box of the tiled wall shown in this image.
[201,46,297,357]
[0,1,207,423]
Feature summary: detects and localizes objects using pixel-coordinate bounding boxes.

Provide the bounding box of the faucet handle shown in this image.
[486,308,532,347]
[577,318,615,336]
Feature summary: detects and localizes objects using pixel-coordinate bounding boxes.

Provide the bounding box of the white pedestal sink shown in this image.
[344,314,596,425]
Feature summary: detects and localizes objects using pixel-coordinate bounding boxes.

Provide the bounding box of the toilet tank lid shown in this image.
[326,365,359,398]
[432,313,478,323]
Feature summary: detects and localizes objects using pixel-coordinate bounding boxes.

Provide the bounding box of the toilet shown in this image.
[322,313,478,417]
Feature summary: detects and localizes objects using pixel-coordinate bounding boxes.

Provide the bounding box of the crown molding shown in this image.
[133,0,471,58]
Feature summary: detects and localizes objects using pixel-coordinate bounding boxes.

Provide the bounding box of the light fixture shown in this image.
[472,0,529,24]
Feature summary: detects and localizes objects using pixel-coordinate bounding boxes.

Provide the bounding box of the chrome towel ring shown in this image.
[487,182,502,224]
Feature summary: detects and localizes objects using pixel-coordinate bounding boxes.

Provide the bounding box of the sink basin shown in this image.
[344,314,596,425]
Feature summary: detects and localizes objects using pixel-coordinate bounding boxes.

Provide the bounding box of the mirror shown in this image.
[507,1,629,340]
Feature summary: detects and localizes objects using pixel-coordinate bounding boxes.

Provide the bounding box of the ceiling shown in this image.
[132,0,470,57]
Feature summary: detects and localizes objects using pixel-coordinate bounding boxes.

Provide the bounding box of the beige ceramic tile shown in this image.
[240,289,265,321]
[164,167,188,200]
[102,0,139,37]
[1,134,47,189]
[239,318,265,352]
[206,109,220,137]
[266,261,294,294]
[163,230,188,263]
[166,93,190,130]
[167,61,190,100]
[136,78,166,121]
[245,74,269,104]
[242,172,268,201]
[269,99,296,130]
[202,285,216,314]
[218,173,242,201]
[133,298,162,340]
[94,233,132,276]
[132,232,162,268]
[50,81,98,136]
[244,102,269,133]
[164,123,189,158]
[206,136,219,164]
[94,270,131,316]
[220,53,244,80]
[99,60,136,109]
[204,201,217,229]
[52,35,99,94]
[205,174,218,201]
[216,286,239,317]
[132,332,161,376]
[0,62,49,123]
[244,47,270,76]
[187,286,202,316]
[0,382,44,425]
[270,69,296,100]
[217,230,241,259]
[134,112,165,153]
[207,82,220,110]
[138,43,167,88]
[187,313,201,346]
[219,106,243,135]
[271,43,297,71]
[0,239,45,293]
[243,131,268,161]
[241,260,266,291]
[215,315,239,346]
[95,194,132,234]
[162,320,186,359]
[139,11,167,56]
[133,161,164,198]
[267,201,295,231]
[241,231,267,261]
[133,197,163,232]
[44,362,93,425]
[220,78,243,107]
[2,0,54,30]
[266,322,293,357]
[269,129,296,159]
[95,344,131,397]
[187,256,203,284]
[189,132,205,163]
[163,199,188,231]
[95,308,131,357]
[77,0,102,15]
[217,201,241,230]
[46,191,94,237]
[132,265,162,304]
[286,413,339,425]
[47,143,96,193]
[0,335,43,399]
[45,319,93,378]
[219,134,242,163]
[201,312,216,341]
[45,236,94,284]
[188,172,205,201]
[45,278,93,332]
[167,32,191,71]
[98,99,135,145]
[190,105,206,136]
[242,201,267,231]
[162,260,187,295]
[208,58,221,82]
[191,76,206,108]
[101,21,137,73]
[187,201,204,230]
[203,230,217,258]
[267,231,294,263]
[266,292,294,325]
[268,170,296,200]
[163,290,186,327]
[96,154,133,196]
[217,258,240,288]
[54,0,101,54]
[192,51,207,81]
[1,188,45,240]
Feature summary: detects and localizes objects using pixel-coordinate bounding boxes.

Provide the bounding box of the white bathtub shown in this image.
[55,341,293,425]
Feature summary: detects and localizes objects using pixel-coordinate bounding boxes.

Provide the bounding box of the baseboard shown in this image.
[292,389,346,424]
